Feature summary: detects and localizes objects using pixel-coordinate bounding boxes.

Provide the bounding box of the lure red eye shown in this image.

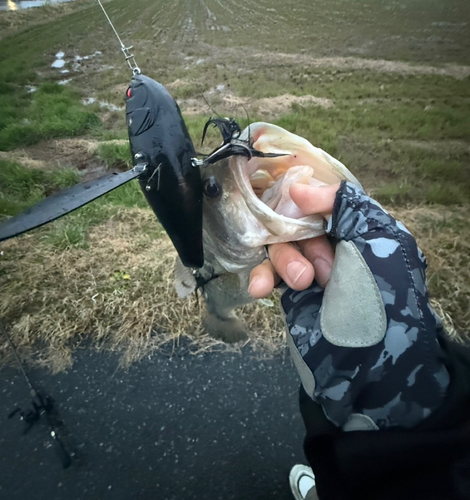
[126,88,132,98]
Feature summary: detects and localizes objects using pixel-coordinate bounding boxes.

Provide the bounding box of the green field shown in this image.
[0,0,469,370]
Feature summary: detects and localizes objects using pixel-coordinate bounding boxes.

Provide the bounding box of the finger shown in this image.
[248,259,279,298]
[268,243,315,291]
[297,235,334,287]
[289,182,340,216]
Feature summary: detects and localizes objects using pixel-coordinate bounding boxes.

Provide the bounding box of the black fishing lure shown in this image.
[126,74,204,268]
[0,76,205,269]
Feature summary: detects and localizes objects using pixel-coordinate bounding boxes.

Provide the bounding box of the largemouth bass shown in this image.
[175,121,362,342]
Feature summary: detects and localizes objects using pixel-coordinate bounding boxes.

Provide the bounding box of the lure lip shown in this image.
[0,168,145,244]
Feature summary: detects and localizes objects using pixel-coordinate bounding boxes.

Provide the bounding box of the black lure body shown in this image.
[126,74,204,268]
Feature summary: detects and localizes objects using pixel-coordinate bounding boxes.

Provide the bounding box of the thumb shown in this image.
[289,182,340,217]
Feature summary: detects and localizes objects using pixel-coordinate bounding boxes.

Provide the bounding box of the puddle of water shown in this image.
[82,97,124,112]
[0,0,74,12]
[51,51,65,68]
[51,59,66,68]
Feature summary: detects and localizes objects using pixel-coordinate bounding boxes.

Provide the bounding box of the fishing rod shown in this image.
[1,320,71,469]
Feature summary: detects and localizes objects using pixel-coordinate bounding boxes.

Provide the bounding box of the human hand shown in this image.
[248,183,341,299]
[275,180,449,430]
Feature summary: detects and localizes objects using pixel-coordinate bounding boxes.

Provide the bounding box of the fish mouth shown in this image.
[229,122,361,242]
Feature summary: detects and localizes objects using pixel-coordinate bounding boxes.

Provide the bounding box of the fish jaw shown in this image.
[230,157,325,246]
[228,122,362,247]
[242,122,361,185]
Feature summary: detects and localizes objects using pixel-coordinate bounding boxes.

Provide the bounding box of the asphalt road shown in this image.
[0,341,305,500]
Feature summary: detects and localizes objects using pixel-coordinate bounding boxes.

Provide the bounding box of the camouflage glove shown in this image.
[282,181,450,430]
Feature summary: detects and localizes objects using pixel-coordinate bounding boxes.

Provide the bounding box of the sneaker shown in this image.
[289,464,317,500]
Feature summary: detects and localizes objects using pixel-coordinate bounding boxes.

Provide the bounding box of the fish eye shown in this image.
[203,176,222,199]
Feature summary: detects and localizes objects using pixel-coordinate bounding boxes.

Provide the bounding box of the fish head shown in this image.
[176,121,362,343]
[200,121,362,274]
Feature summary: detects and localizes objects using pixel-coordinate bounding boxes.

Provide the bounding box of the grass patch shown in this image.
[425,183,468,205]
[374,182,415,206]
[0,212,282,372]
[40,220,90,251]
[171,81,211,100]
[273,107,470,206]
[0,83,101,151]
[230,69,470,102]
[276,100,470,146]
[0,159,79,217]
[97,141,131,168]
[392,206,470,340]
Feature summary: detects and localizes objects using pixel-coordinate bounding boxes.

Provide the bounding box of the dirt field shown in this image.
[0,0,469,370]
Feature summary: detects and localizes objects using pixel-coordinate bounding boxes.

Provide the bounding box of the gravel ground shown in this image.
[0,342,305,500]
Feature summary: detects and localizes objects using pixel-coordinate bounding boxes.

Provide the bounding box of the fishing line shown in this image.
[95,0,141,75]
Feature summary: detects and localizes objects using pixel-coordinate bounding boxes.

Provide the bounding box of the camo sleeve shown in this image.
[281,181,450,430]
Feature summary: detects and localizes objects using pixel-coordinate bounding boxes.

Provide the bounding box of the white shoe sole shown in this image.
[289,464,316,500]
